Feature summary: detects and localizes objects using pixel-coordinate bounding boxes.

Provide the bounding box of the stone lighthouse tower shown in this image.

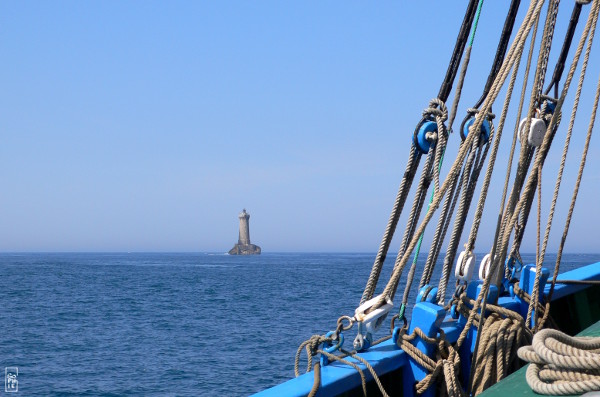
[238,209,251,245]
[228,209,261,255]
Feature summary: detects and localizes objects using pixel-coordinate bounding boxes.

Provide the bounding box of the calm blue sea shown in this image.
[1,252,599,396]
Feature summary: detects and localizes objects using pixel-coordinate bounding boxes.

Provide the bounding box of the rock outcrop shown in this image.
[228,243,261,255]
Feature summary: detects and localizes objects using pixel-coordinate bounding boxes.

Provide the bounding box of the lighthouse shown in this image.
[238,209,251,245]
[229,209,261,255]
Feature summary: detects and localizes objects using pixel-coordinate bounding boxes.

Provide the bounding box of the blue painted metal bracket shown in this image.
[320,331,344,366]
[457,281,498,385]
[402,302,446,397]
[516,264,549,328]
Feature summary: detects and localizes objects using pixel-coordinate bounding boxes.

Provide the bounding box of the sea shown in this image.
[2,252,599,396]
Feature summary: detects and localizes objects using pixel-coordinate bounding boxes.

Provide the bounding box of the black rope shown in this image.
[474,0,522,109]
[460,0,521,139]
[555,279,600,285]
[438,0,480,102]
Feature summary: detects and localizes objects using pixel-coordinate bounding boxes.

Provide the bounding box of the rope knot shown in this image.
[308,335,332,356]
[295,334,335,377]
[397,328,463,396]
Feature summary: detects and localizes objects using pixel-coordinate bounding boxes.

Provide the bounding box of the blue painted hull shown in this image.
[252,262,600,396]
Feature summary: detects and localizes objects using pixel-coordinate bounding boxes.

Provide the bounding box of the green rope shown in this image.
[398,303,406,320]
[468,0,485,47]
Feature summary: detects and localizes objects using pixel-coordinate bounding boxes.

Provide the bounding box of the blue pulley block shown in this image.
[416,285,438,303]
[323,331,344,354]
[414,121,437,154]
[543,100,556,114]
[321,331,344,366]
[462,117,491,144]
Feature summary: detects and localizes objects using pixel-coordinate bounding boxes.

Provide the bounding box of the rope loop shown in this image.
[294,334,335,377]
[423,98,449,121]
[466,107,496,120]
[540,93,558,104]
[576,0,592,5]
[395,326,464,396]
[309,335,332,356]
[391,314,409,345]
[455,293,533,394]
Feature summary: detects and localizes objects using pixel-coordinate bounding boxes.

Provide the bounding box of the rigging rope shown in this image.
[463,8,541,285]
[391,101,448,300]
[448,0,548,352]
[527,0,598,329]
[380,0,548,307]
[540,7,600,329]
[494,0,561,279]
[455,294,532,395]
[361,145,420,305]
[490,10,542,282]
[436,120,491,301]
[360,0,483,307]
[296,2,600,396]
[460,0,594,358]
[529,0,599,331]
[422,0,521,297]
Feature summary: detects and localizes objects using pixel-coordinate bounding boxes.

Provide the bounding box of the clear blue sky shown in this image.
[1,1,598,252]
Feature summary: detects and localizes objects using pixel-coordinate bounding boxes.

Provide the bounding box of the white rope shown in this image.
[518,329,600,395]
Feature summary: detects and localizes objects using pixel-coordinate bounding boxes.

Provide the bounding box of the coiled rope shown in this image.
[455,294,532,394]
[518,329,600,395]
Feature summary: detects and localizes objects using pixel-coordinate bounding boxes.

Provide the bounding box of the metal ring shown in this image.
[337,315,354,332]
